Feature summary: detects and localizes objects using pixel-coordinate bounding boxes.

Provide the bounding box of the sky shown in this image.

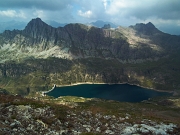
[0,0,180,35]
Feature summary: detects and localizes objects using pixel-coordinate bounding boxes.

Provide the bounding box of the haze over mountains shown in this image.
[0,21,26,33]
[88,20,118,28]
[0,18,180,95]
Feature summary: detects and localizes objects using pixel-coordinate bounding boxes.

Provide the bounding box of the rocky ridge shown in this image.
[1,18,179,63]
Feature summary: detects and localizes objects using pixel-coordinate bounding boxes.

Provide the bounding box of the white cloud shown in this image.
[78,10,92,18]
[0,10,26,18]
[106,0,150,16]
[33,10,45,18]
[102,0,107,10]
[106,0,180,20]
[177,20,180,26]
[0,0,74,11]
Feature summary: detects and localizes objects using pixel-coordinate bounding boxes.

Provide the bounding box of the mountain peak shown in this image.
[23,18,53,37]
[146,22,156,28]
[132,22,156,29]
[29,17,42,22]
[130,22,159,35]
[25,18,46,29]
[30,18,43,24]
[34,17,42,21]
[90,20,118,28]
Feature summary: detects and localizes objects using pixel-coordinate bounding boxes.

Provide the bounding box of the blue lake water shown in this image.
[47,84,172,102]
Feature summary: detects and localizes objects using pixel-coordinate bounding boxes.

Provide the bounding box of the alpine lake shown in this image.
[46,84,172,102]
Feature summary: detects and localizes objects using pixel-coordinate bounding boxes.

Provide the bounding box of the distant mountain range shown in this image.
[46,20,67,28]
[0,21,26,33]
[88,20,118,28]
[0,18,180,95]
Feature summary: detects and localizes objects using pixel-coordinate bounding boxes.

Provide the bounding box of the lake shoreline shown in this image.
[45,82,174,95]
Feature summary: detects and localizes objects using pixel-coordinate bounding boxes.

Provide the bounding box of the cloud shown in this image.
[75,0,106,21]
[0,0,76,22]
[78,10,93,18]
[0,0,179,34]
[102,0,108,10]
[0,0,180,22]
[0,10,26,18]
[0,0,74,11]
[106,0,180,20]
[33,10,45,19]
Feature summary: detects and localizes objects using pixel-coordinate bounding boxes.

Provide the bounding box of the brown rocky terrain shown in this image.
[0,93,180,135]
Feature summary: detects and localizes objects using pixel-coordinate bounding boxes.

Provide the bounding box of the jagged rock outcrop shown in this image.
[102,24,111,29]
[130,22,159,35]
[22,18,71,47]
